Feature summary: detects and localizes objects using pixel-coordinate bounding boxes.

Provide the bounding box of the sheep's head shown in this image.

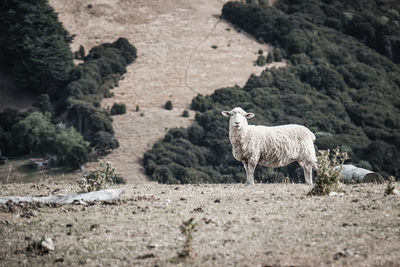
[222,107,255,131]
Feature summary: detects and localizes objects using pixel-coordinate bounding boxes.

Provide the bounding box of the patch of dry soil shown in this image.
[49,0,285,182]
[0,182,399,266]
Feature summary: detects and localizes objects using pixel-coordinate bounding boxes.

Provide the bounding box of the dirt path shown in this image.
[49,0,285,182]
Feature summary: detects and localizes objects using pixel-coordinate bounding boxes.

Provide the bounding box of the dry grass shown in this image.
[1,182,399,266]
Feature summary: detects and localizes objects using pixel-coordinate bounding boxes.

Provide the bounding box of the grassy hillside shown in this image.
[144,0,400,183]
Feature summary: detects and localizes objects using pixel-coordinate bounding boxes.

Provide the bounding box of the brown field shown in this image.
[1,181,399,266]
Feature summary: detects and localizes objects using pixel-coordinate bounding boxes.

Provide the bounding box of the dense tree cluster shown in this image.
[0,111,89,168]
[0,0,74,97]
[64,38,137,150]
[144,0,400,183]
[0,0,137,167]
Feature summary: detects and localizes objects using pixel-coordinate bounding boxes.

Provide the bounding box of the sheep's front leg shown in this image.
[245,161,256,185]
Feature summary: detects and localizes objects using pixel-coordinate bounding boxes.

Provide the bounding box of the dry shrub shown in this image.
[309,147,348,196]
[77,161,124,192]
[384,176,398,196]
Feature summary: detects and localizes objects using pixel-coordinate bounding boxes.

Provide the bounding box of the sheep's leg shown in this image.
[246,161,256,185]
[299,161,313,184]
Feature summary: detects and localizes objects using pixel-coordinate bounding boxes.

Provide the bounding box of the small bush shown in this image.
[182,109,190,117]
[110,103,126,115]
[165,100,173,110]
[309,147,348,196]
[79,45,85,59]
[211,45,218,49]
[77,161,122,192]
[258,49,264,54]
[135,105,140,112]
[266,52,274,63]
[256,55,266,66]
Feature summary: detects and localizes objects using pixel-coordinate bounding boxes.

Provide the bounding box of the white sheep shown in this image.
[222,107,317,185]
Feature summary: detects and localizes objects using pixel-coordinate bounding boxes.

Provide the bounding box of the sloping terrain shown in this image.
[0,182,399,266]
[48,0,283,182]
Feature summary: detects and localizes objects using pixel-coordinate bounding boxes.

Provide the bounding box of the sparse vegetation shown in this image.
[309,148,348,196]
[211,45,218,49]
[178,218,197,259]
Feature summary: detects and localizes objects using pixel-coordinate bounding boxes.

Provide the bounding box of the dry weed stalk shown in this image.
[178,218,197,259]
[309,147,348,196]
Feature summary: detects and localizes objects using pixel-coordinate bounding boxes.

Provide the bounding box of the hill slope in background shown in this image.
[49,0,280,181]
[144,0,400,184]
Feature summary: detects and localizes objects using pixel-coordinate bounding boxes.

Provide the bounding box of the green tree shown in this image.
[12,112,55,154]
[53,123,90,166]
[0,0,74,96]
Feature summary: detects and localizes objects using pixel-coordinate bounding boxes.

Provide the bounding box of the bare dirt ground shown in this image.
[48,0,285,182]
[1,182,399,266]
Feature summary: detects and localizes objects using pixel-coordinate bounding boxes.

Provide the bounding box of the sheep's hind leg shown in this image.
[245,161,256,185]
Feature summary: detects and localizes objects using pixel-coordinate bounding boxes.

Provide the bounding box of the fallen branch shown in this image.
[340,165,384,183]
[0,188,125,204]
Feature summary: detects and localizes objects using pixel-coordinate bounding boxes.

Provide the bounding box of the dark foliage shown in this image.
[144,0,400,184]
[32,94,53,115]
[110,103,127,115]
[0,0,74,97]
[64,38,137,150]
[165,100,173,110]
[0,2,137,167]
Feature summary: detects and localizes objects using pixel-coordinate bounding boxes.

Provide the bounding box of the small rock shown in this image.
[41,236,55,251]
[90,224,100,231]
[329,192,338,196]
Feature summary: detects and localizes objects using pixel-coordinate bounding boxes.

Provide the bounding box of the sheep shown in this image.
[222,107,317,185]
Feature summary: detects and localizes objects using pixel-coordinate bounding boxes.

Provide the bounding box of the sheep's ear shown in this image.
[245,113,255,119]
[222,111,232,117]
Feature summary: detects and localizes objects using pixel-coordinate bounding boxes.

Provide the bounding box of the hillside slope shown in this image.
[49,0,282,182]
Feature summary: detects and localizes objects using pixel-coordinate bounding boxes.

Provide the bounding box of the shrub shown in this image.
[273,48,284,61]
[309,148,348,196]
[256,55,266,66]
[68,144,89,169]
[266,52,274,63]
[165,100,173,110]
[32,94,52,115]
[53,123,90,167]
[182,109,190,117]
[79,45,85,59]
[110,103,126,115]
[77,161,122,192]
